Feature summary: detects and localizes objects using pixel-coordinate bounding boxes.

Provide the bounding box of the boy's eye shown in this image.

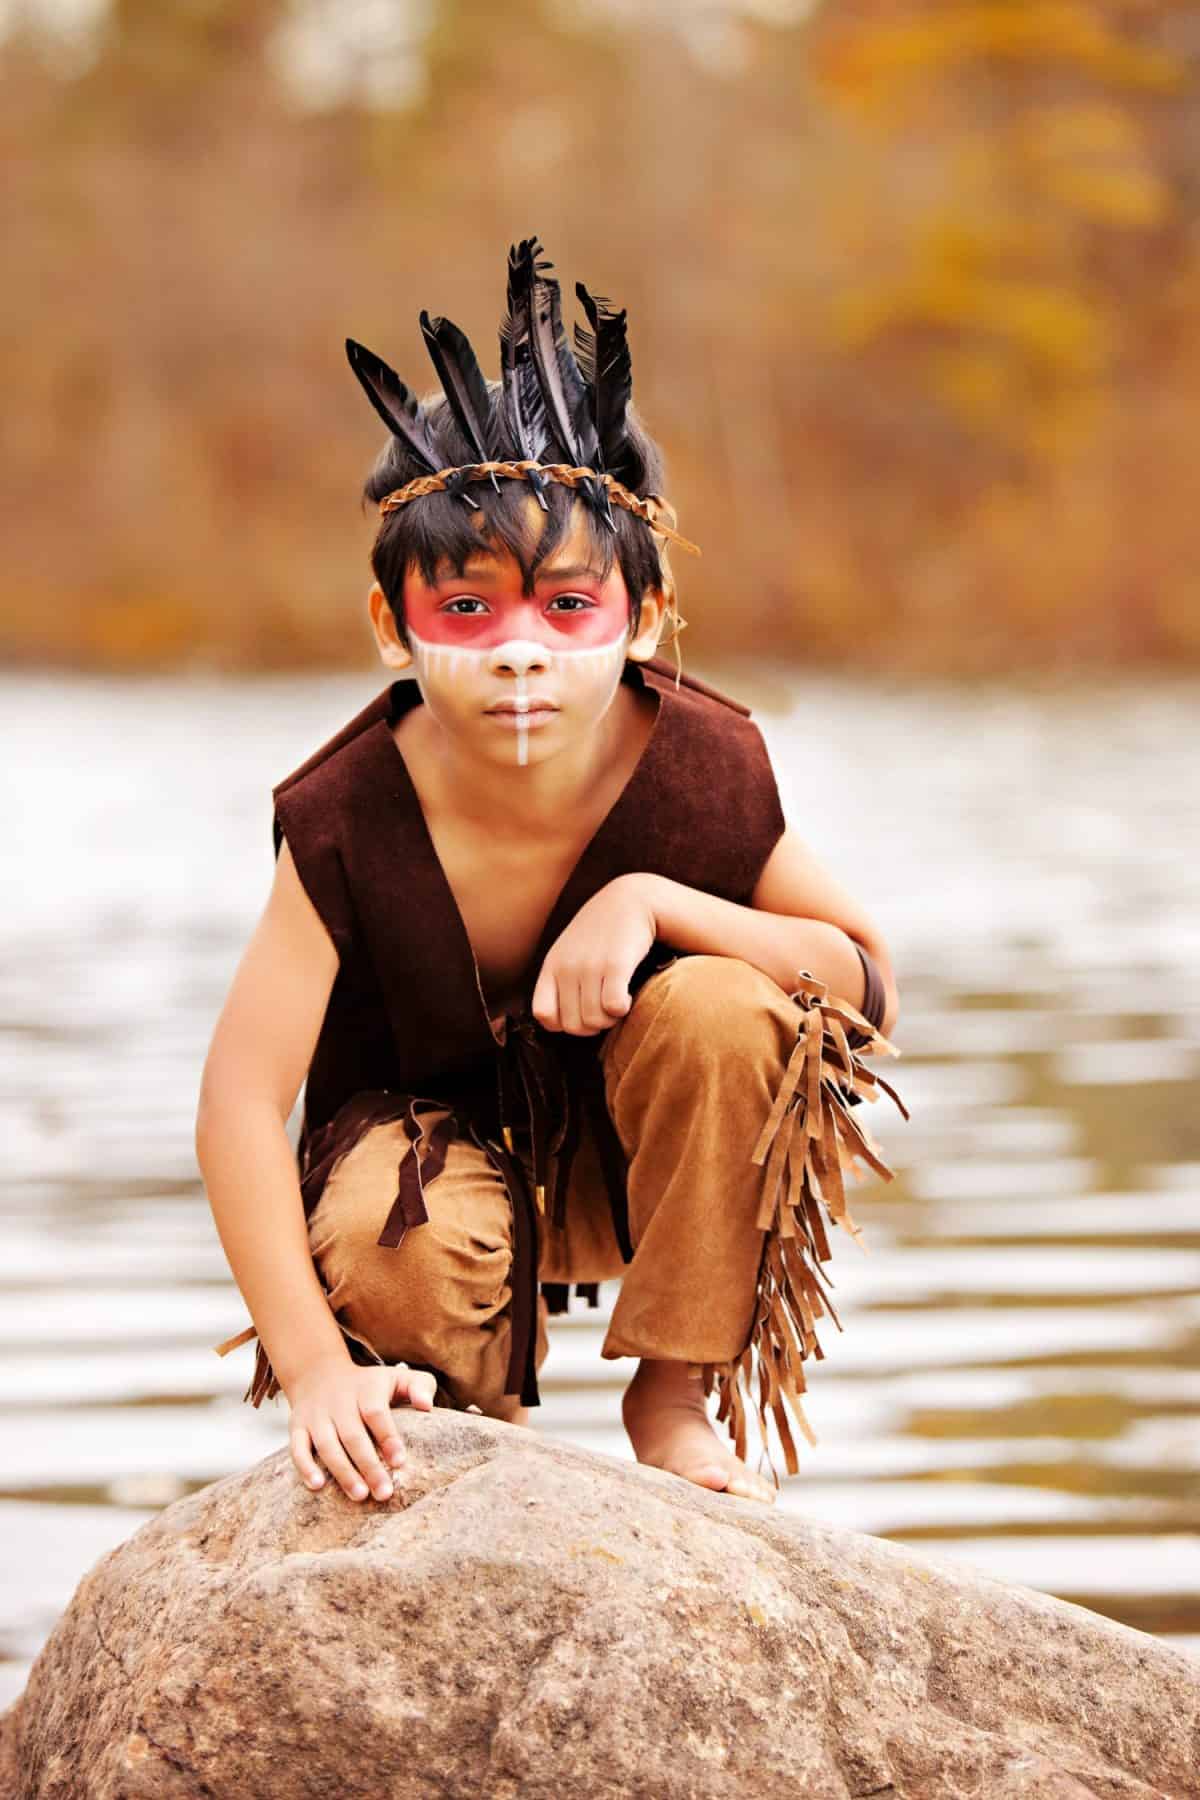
[442,594,594,615]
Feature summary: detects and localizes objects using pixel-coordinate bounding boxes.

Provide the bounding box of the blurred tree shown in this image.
[814,3,1181,457]
[0,0,1195,673]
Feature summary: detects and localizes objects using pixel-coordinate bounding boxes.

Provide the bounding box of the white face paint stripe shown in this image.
[405,626,631,770]
[406,631,630,675]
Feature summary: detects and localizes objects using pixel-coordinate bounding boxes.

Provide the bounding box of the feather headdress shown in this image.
[343,235,699,559]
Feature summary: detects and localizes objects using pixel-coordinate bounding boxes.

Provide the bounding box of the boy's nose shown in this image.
[487,637,553,677]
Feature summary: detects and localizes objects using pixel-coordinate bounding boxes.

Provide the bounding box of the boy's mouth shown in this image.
[485,698,559,714]
[485,698,560,736]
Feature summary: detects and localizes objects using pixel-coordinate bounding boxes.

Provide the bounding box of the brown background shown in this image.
[2,0,1196,675]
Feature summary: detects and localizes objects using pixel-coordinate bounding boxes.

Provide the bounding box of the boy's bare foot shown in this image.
[621,1359,777,1505]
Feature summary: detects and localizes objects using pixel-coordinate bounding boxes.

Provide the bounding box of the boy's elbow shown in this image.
[193,1063,246,1158]
[194,1058,294,1157]
[194,1078,221,1162]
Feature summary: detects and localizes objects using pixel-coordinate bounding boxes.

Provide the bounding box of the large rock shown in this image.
[2,1409,1197,1799]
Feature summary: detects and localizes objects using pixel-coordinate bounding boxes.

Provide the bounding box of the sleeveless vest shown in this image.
[227,655,788,1410]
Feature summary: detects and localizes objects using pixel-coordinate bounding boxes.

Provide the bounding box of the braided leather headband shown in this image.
[378,459,702,558]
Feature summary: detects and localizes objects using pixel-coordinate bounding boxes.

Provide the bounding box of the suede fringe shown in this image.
[689,968,909,1490]
[212,1272,392,1409]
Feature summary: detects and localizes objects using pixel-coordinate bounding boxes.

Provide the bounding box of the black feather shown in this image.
[419,310,501,490]
[574,281,633,477]
[345,337,442,476]
[499,240,552,463]
[526,238,599,470]
[498,238,555,509]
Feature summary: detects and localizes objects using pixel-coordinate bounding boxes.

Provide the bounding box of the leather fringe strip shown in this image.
[689,969,909,1491]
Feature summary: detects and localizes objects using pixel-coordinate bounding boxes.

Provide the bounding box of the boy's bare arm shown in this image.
[640,824,900,1035]
[195,838,350,1394]
[198,841,438,1503]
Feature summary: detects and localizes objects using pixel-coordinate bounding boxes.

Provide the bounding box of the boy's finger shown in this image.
[290,1425,325,1490]
[600,966,632,1019]
[581,971,619,1033]
[311,1422,371,1502]
[530,966,559,1030]
[361,1401,405,1469]
[397,1366,438,1410]
[557,973,584,1036]
[334,1414,394,1500]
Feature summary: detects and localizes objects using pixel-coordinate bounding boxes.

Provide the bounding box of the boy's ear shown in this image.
[626,585,668,663]
[626,551,677,665]
[367,580,413,671]
[627,511,679,665]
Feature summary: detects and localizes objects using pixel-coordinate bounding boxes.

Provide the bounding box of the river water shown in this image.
[1,666,1197,1703]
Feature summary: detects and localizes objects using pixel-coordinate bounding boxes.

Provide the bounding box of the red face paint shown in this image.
[404,555,631,651]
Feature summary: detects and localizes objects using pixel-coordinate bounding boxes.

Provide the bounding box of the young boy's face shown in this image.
[380,496,656,770]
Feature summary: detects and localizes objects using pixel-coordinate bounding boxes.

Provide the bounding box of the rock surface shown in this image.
[2,1408,1197,1799]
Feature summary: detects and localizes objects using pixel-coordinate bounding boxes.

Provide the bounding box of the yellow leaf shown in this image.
[1015,100,1141,163]
[1042,164,1168,226]
[931,347,1012,428]
[819,3,1183,116]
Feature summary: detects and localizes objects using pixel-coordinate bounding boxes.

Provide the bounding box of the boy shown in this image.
[200,237,904,1511]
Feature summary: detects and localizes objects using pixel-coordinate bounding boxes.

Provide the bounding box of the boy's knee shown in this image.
[634,953,795,1051]
[309,1124,513,1321]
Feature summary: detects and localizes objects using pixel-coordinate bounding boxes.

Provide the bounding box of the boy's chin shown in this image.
[477,713,568,767]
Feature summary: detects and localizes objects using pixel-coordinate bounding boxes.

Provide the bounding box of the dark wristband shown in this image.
[846,941,887,1050]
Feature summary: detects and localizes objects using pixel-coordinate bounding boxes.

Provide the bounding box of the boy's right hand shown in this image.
[286,1353,439,1502]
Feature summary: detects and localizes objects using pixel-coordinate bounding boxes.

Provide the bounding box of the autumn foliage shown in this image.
[1,0,1195,673]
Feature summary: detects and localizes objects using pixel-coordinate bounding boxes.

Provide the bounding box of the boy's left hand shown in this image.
[531,874,657,1035]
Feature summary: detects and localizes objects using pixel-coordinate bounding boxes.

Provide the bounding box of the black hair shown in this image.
[360,379,668,645]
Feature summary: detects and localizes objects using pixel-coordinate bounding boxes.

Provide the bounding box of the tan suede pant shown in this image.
[304,954,810,1420]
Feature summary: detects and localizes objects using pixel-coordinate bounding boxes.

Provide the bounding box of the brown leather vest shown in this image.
[264,654,786,1409]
